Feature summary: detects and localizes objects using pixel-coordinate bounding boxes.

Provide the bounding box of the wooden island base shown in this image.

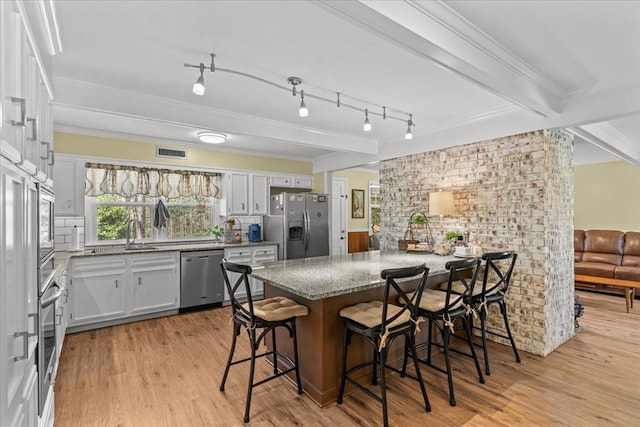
[264,271,448,407]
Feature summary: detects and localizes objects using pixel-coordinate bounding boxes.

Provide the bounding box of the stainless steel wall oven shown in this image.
[37,183,60,415]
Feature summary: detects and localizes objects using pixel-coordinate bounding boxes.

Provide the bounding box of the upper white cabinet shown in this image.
[270,174,313,189]
[0,1,54,185]
[227,172,269,216]
[227,172,249,216]
[250,173,268,215]
[1,1,26,164]
[53,156,85,216]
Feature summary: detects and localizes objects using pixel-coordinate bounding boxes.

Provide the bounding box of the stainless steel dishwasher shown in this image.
[180,250,225,311]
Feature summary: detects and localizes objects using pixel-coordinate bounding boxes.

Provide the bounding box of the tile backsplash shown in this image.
[55,216,85,251]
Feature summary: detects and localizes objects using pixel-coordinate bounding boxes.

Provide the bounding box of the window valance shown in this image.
[85,163,222,200]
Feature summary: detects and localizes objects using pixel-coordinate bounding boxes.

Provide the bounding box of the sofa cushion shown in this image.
[582,230,624,265]
[622,232,640,266]
[615,266,640,281]
[574,229,585,263]
[575,262,616,278]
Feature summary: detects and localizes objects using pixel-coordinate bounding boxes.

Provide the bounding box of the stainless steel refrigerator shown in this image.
[264,192,330,260]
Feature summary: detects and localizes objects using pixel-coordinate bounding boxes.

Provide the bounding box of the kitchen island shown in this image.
[251,250,457,406]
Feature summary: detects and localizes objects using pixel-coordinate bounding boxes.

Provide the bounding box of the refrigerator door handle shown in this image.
[303,210,310,251]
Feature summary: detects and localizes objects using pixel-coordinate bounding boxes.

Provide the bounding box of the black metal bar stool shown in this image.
[407,257,484,406]
[337,264,431,427]
[219,261,309,423]
[470,251,520,375]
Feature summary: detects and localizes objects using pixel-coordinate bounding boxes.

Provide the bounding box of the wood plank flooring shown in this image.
[55,291,640,426]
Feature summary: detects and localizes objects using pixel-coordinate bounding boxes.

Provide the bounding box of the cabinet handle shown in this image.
[55,310,63,326]
[13,331,28,361]
[255,203,259,210]
[28,313,38,337]
[115,279,118,288]
[241,202,245,211]
[138,277,142,286]
[26,117,37,141]
[9,97,26,126]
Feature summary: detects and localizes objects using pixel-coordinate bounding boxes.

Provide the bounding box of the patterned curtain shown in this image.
[85,163,222,200]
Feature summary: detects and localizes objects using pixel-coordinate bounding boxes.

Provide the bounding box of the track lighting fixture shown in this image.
[363,109,371,131]
[193,64,205,95]
[299,90,308,117]
[184,53,415,140]
[405,114,414,140]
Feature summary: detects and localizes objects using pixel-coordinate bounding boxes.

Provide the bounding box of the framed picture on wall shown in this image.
[352,189,365,218]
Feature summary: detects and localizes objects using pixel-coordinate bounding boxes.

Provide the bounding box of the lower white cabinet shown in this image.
[129,253,179,316]
[68,256,127,326]
[223,245,277,303]
[68,252,179,329]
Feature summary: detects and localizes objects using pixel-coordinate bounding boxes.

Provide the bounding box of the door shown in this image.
[331,178,347,255]
[305,194,329,258]
[227,172,248,215]
[250,174,268,215]
[69,268,126,325]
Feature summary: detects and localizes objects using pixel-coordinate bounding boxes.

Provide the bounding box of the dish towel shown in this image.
[153,199,170,230]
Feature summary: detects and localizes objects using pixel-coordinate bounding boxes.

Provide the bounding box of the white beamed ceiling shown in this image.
[51,0,640,171]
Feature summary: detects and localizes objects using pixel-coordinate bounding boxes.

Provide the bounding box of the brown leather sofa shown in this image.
[574,229,640,311]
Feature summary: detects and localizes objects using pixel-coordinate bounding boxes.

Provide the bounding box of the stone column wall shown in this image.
[379,130,574,356]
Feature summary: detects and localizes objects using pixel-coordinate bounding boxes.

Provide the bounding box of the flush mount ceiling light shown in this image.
[197,131,227,144]
[185,53,415,140]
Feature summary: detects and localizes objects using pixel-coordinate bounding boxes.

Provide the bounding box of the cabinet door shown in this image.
[20,52,38,175]
[250,174,268,215]
[0,161,28,425]
[53,156,83,216]
[69,257,127,325]
[270,175,292,187]
[0,1,26,164]
[36,78,53,184]
[250,246,277,297]
[129,253,179,315]
[293,175,313,189]
[227,172,248,215]
[223,248,253,302]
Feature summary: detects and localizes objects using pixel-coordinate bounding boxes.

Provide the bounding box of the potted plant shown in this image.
[411,213,428,228]
[207,225,222,240]
[444,230,463,241]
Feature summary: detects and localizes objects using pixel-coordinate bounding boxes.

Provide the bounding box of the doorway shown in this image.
[331,178,347,255]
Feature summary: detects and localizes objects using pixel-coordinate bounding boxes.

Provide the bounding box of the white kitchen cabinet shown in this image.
[67,252,180,330]
[223,245,277,302]
[0,159,39,427]
[270,174,313,189]
[54,271,68,381]
[0,0,26,164]
[249,245,277,296]
[36,77,53,186]
[128,253,179,316]
[250,173,268,215]
[68,256,127,326]
[227,172,249,215]
[53,156,84,216]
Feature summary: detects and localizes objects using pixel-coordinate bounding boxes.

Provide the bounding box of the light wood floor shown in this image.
[55,291,640,426]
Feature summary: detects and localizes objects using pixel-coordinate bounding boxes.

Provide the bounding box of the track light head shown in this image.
[193,63,205,95]
[363,109,371,131]
[405,115,414,140]
[299,90,308,117]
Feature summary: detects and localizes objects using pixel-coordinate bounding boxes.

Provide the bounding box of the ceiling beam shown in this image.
[317,0,569,117]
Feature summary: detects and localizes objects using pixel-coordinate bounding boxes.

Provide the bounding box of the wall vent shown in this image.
[156,147,187,160]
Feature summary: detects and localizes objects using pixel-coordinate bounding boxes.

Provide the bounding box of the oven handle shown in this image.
[40,282,64,308]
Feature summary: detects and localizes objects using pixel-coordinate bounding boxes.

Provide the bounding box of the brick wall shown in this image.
[379,130,574,356]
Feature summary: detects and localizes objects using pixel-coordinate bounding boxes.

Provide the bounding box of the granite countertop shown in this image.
[53,240,278,281]
[251,250,459,301]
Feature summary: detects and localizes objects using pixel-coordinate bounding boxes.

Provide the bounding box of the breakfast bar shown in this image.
[251,250,457,406]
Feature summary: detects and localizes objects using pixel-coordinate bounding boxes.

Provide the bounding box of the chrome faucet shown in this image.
[125,218,142,249]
